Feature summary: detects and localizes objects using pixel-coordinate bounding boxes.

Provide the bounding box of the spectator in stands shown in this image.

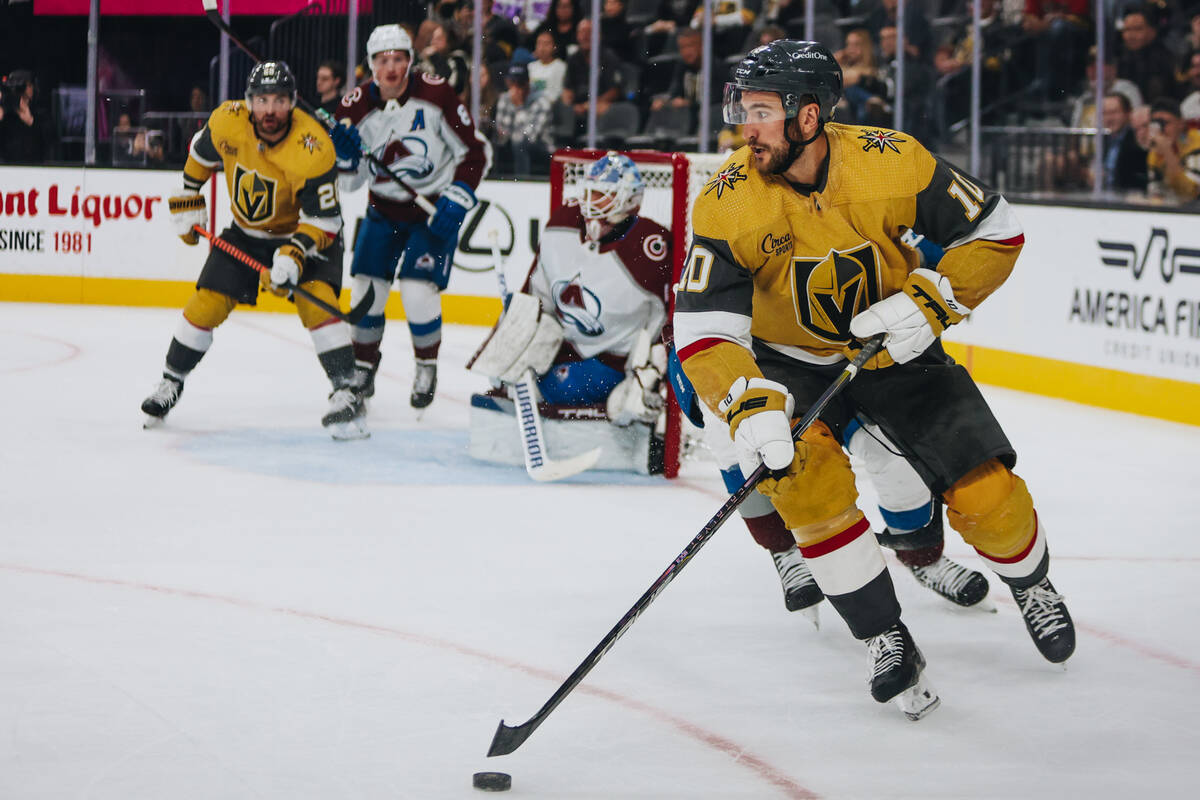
[690,0,760,58]
[645,0,700,57]
[484,3,521,59]
[0,70,49,164]
[1146,96,1200,201]
[1184,7,1200,54]
[649,27,723,119]
[562,17,622,126]
[316,60,347,115]
[529,29,568,101]
[864,25,938,141]
[1069,45,1144,129]
[757,23,785,47]
[1022,0,1090,103]
[1118,6,1180,105]
[471,63,502,140]
[417,22,472,97]
[1180,49,1200,121]
[868,0,933,63]
[836,27,884,123]
[1097,92,1150,191]
[601,0,639,64]
[534,0,583,59]
[494,61,554,176]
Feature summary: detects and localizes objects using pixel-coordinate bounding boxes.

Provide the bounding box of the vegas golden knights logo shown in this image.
[791,242,882,342]
[233,165,277,223]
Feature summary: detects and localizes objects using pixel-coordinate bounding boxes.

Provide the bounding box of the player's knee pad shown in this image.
[295,281,341,329]
[183,288,236,329]
[943,459,1035,558]
[757,420,861,544]
[396,278,442,324]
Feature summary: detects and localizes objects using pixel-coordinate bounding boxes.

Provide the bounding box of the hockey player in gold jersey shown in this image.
[674,41,1075,718]
[140,61,366,439]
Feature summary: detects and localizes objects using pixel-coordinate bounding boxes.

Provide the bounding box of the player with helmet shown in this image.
[333,23,492,414]
[467,152,673,472]
[141,60,362,438]
[675,40,1075,718]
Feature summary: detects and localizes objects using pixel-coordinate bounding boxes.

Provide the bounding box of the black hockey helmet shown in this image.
[245,61,297,105]
[724,40,842,124]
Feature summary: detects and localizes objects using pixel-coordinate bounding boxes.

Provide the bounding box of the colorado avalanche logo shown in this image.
[552,274,604,336]
[370,133,435,182]
[643,233,667,261]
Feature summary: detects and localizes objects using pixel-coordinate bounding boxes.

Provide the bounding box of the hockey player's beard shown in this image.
[748,119,812,175]
[252,110,290,142]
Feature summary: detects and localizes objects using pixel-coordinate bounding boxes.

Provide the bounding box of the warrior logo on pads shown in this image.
[232,165,277,223]
[552,275,604,337]
[791,242,883,342]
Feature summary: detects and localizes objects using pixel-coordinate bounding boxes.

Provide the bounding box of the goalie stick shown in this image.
[487,229,601,482]
[199,0,438,216]
[193,225,373,325]
[486,334,885,757]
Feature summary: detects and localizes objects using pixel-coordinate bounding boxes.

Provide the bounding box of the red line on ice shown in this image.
[1,562,820,800]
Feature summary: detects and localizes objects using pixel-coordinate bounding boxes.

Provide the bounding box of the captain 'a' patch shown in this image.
[790,242,883,343]
[232,165,277,224]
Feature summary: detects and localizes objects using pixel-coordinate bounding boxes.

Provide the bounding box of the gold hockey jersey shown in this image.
[674,122,1025,409]
[183,100,341,253]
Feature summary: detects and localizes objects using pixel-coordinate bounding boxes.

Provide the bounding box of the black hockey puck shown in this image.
[472,771,512,792]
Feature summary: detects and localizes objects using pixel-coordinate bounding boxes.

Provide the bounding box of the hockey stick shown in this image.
[199,0,438,216]
[487,228,601,482]
[193,225,373,325]
[486,334,885,757]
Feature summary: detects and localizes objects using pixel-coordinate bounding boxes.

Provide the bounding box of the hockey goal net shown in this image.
[550,148,728,478]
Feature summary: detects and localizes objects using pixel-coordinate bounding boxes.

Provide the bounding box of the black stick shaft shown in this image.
[486,335,884,757]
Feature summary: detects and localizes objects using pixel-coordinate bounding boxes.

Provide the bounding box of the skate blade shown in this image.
[974,595,998,613]
[895,673,940,721]
[143,415,165,429]
[799,604,820,630]
[327,419,370,441]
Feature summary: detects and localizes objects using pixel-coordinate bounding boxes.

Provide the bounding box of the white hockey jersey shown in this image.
[526,205,673,365]
[335,73,492,222]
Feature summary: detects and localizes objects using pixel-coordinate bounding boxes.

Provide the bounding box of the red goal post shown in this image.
[549,148,729,478]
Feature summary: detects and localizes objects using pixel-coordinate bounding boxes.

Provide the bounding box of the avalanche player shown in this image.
[468,152,673,460]
[141,61,361,438]
[334,23,492,411]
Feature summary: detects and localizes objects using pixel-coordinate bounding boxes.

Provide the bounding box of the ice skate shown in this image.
[1010,577,1075,664]
[411,358,437,411]
[907,555,995,611]
[865,622,940,720]
[141,375,183,428]
[770,547,823,627]
[322,387,369,440]
[350,353,380,401]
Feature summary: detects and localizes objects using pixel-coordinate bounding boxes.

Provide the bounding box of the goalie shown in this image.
[467,153,673,475]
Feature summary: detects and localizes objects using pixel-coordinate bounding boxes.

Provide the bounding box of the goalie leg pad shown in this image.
[467,293,564,383]
[944,459,1037,561]
[757,420,862,536]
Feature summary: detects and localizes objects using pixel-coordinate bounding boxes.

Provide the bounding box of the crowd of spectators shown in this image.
[5,0,1200,204]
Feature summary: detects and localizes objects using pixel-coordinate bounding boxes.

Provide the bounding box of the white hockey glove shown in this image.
[466,292,564,383]
[718,376,796,477]
[848,268,968,367]
[168,190,207,245]
[607,347,666,427]
[262,243,303,297]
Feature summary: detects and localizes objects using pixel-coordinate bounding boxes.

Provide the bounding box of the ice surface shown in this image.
[1,303,1197,799]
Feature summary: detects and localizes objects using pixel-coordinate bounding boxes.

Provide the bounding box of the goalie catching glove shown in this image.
[261,242,304,297]
[168,190,207,245]
[846,268,968,367]
[466,292,564,383]
[718,376,796,478]
[607,343,667,427]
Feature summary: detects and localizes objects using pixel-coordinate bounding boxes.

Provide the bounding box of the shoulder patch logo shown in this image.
[220,141,238,157]
[232,165,277,224]
[297,132,322,153]
[704,164,748,198]
[857,129,905,154]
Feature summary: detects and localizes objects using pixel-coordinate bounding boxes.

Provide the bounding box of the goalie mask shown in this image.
[367,24,414,83]
[575,152,645,243]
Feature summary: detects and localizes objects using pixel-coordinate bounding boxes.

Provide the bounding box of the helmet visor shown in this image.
[723,83,792,125]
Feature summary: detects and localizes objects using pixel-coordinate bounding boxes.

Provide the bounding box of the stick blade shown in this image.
[487,719,535,757]
[527,446,602,482]
[201,0,219,12]
[345,283,375,325]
